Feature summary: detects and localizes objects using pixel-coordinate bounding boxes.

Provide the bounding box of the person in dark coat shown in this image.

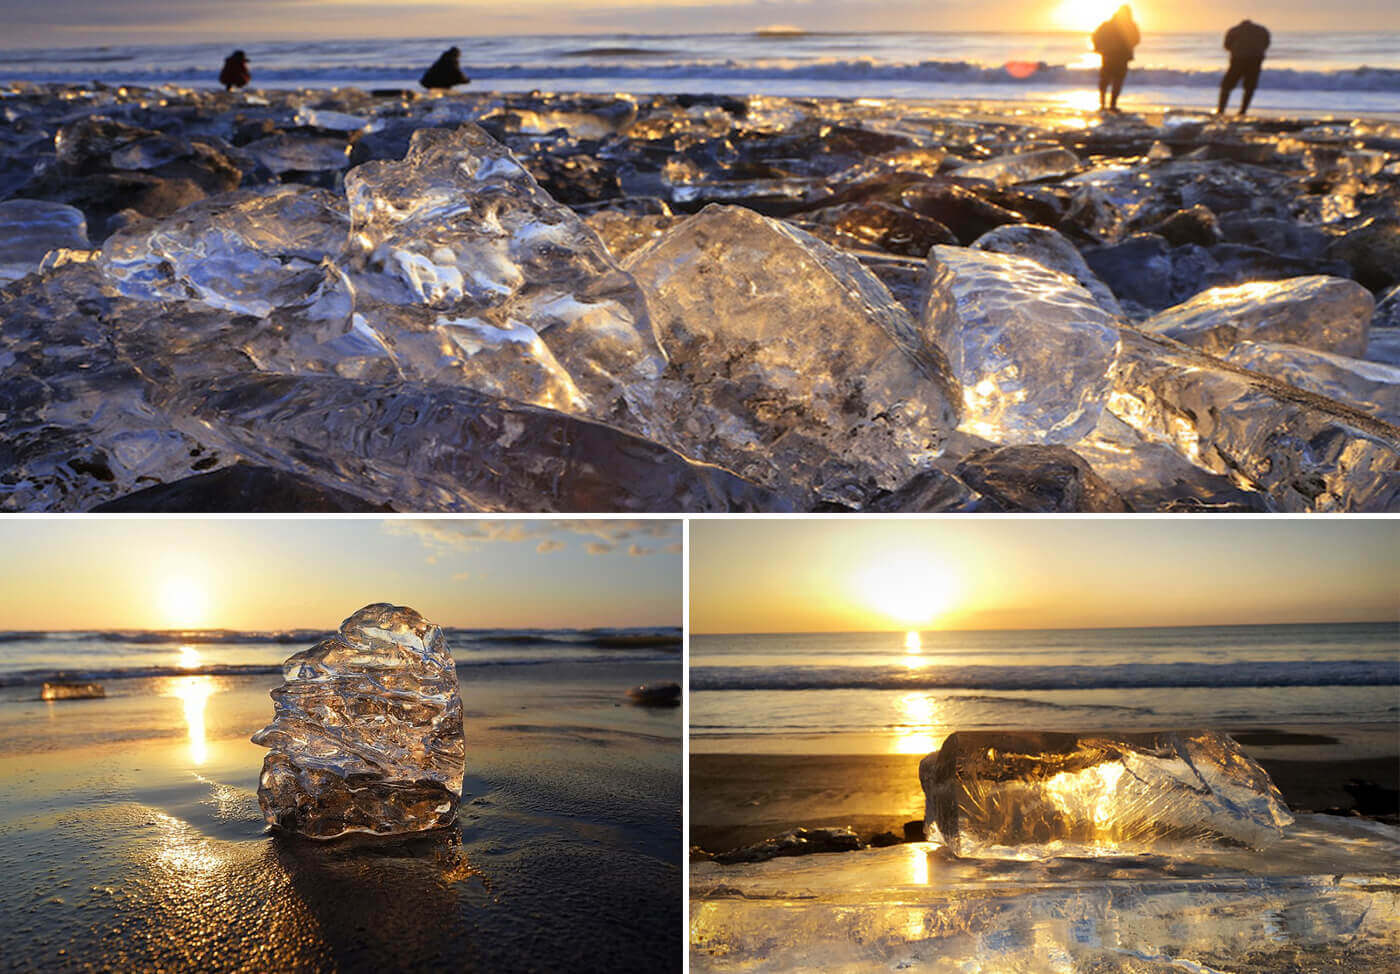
[219,50,250,91]
[1218,19,1271,115]
[1092,6,1140,112]
[420,46,470,90]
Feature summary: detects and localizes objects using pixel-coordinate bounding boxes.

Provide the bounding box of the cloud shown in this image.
[383,519,680,558]
[536,539,566,553]
[627,544,654,556]
[664,542,684,554]
[451,571,472,581]
[584,542,615,555]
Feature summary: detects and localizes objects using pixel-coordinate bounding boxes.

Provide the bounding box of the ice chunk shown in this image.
[99,186,350,316]
[344,124,664,430]
[955,147,1079,186]
[251,603,465,839]
[1108,329,1400,511]
[624,204,961,506]
[0,199,88,285]
[40,681,105,700]
[1226,341,1400,425]
[922,246,1122,445]
[1143,276,1374,358]
[242,133,351,174]
[920,730,1293,859]
[970,223,1123,316]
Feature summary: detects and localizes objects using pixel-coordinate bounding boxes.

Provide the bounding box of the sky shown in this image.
[0,518,682,631]
[690,518,1400,633]
[1,0,1395,48]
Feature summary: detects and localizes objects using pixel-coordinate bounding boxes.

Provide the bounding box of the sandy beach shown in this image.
[0,660,682,972]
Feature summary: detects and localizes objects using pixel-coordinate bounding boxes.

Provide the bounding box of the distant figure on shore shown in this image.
[219,50,250,91]
[1218,19,1271,116]
[1092,6,1139,112]
[420,46,471,90]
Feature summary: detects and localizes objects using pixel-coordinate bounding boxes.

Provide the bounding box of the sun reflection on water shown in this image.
[894,692,942,755]
[165,676,216,765]
[177,645,201,669]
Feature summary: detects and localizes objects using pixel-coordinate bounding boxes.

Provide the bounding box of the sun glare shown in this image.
[894,692,942,755]
[1051,0,1124,32]
[158,575,210,629]
[167,676,215,765]
[855,552,957,629]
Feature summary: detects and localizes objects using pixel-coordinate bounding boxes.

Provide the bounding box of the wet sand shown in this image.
[690,729,1400,854]
[0,661,682,972]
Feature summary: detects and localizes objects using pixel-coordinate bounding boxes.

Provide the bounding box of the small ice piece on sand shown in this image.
[251,604,465,840]
[0,200,88,285]
[920,730,1293,860]
[626,682,681,707]
[40,681,105,700]
[955,147,1080,186]
[921,246,1121,445]
[1142,276,1374,358]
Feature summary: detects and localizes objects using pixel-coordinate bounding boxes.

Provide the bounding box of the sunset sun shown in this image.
[855,552,958,629]
[158,576,210,630]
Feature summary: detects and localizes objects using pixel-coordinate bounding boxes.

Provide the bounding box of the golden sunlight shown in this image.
[168,676,215,765]
[1051,0,1124,32]
[894,692,942,755]
[177,645,201,670]
[855,552,957,629]
[158,575,210,629]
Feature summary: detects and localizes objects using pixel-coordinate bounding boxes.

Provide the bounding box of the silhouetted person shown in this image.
[219,50,250,91]
[420,46,470,90]
[1218,19,1270,115]
[1092,6,1139,112]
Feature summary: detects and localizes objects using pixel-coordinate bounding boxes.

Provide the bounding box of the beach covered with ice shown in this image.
[2,82,1399,511]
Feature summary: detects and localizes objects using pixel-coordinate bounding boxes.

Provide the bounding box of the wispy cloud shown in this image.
[584,542,615,555]
[383,519,681,559]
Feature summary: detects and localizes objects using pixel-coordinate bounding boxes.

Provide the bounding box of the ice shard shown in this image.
[955,147,1080,186]
[1225,341,1400,426]
[0,199,89,285]
[1108,329,1400,512]
[920,730,1294,859]
[921,246,1122,445]
[251,603,466,839]
[969,223,1124,316]
[1142,276,1374,358]
[624,204,961,506]
[343,124,665,431]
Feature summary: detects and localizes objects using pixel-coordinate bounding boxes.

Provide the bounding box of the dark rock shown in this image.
[713,827,862,865]
[1150,205,1221,247]
[526,153,622,205]
[830,201,957,256]
[869,831,901,848]
[863,466,973,512]
[1325,219,1400,292]
[899,182,1021,244]
[1344,779,1400,817]
[90,463,393,512]
[625,682,681,707]
[903,820,926,842]
[955,445,1130,512]
[1084,233,1220,314]
[1216,213,1330,260]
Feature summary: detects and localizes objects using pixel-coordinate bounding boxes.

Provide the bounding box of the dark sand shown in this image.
[0,661,682,972]
[690,731,1400,854]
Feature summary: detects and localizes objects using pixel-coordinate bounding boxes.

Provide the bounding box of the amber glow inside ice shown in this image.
[251,603,466,840]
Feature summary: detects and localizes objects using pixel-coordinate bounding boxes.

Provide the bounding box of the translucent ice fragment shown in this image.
[251,603,465,839]
[99,186,350,316]
[40,681,105,700]
[1143,276,1374,358]
[920,730,1293,859]
[970,223,1123,316]
[344,124,664,430]
[921,246,1122,445]
[243,133,351,174]
[624,204,961,506]
[956,147,1080,186]
[1108,329,1400,512]
[0,199,88,285]
[1226,341,1400,426]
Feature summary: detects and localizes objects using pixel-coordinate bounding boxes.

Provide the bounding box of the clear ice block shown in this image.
[919,730,1293,860]
[1226,340,1400,426]
[921,245,1122,445]
[1142,276,1374,358]
[0,199,89,285]
[624,203,961,506]
[970,223,1124,316]
[251,603,466,839]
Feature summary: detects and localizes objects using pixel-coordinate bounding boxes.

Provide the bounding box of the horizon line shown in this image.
[692,617,1399,637]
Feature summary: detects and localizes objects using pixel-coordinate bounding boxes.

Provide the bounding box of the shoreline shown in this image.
[690,741,1400,854]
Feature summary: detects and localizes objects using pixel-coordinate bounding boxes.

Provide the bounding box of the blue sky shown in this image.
[0,518,683,630]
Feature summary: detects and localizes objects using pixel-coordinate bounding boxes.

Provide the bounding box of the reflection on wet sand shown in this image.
[165,674,216,765]
[895,692,942,756]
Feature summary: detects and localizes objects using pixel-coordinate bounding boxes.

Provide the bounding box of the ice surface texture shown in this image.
[921,246,1121,445]
[251,603,466,840]
[625,204,961,506]
[919,730,1293,860]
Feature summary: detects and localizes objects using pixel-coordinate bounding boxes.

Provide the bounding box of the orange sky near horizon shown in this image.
[690,519,1400,634]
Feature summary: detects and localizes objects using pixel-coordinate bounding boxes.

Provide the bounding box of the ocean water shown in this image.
[0,625,681,691]
[1,31,1398,113]
[691,622,1400,754]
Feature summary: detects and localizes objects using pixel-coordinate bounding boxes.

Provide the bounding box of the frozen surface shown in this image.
[919,730,1292,859]
[1143,276,1374,358]
[625,204,961,506]
[1226,341,1400,426]
[691,817,1400,973]
[251,603,466,839]
[344,123,665,431]
[955,147,1080,186]
[969,223,1123,316]
[0,199,88,284]
[922,246,1121,445]
[1108,329,1400,512]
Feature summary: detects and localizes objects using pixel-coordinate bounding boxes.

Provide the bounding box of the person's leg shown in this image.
[1110,63,1127,110]
[1239,58,1262,115]
[1218,60,1243,114]
[1099,61,1110,109]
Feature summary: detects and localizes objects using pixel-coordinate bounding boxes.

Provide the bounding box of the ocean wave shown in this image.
[3,58,1397,92]
[691,659,1400,692]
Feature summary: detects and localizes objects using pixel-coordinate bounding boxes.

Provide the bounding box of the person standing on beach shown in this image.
[420,46,471,90]
[1218,19,1271,115]
[219,50,250,91]
[1092,6,1139,112]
